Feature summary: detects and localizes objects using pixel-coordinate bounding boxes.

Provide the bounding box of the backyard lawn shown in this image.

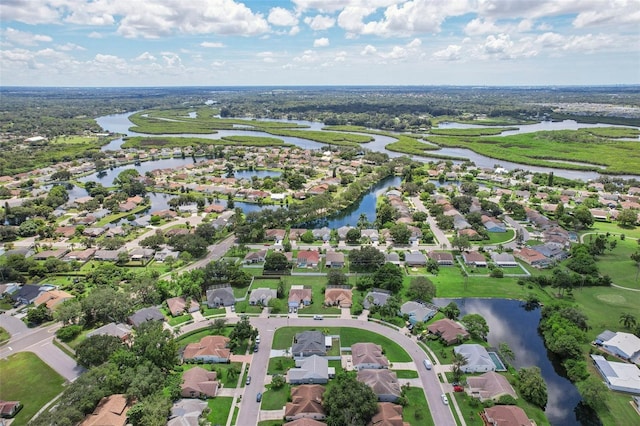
[0,352,66,424]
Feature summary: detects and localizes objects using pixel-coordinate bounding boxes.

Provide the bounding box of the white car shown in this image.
[441,394,449,405]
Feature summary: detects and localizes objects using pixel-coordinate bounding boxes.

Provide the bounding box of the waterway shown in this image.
[435,298,594,426]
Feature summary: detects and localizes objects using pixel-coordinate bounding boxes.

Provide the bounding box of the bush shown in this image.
[56,325,82,342]
[490,268,504,278]
[496,395,517,405]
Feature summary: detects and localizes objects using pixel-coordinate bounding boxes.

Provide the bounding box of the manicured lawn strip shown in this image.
[267,357,296,375]
[167,314,192,327]
[402,387,435,426]
[202,307,225,317]
[394,370,419,379]
[0,352,65,424]
[589,386,639,426]
[207,397,233,425]
[0,327,9,344]
[261,384,290,410]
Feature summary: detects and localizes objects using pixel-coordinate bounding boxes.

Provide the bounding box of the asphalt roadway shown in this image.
[236,316,456,426]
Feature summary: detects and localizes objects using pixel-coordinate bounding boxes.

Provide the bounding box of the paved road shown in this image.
[411,196,451,249]
[236,317,456,426]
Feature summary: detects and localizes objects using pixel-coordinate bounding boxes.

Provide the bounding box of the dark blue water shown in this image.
[435,298,586,426]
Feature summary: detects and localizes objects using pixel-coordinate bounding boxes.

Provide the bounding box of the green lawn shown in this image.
[167,314,192,327]
[0,327,9,344]
[587,236,640,290]
[267,357,296,375]
[0,352,66,424]
[261,384,290,410]
[207,397,233,425]
[402,387,435,426]
[258,421,284,426]
[394,369,419,379]
[572,286,640,341]
[475,229,516,246]
[592,388,639,426]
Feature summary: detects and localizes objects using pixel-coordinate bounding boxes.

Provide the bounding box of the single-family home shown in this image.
[361,229,379,242]
[312,227,331,241]
[288,355,334,384]
[337,226,353,241]
[166,296,200,317]
[34,289,74,310]
[325,251,345,268]
[482,215,506,233]
[324,287,352,308]
[249,288,277,306]
[351,343,389,370]
[206,286,235,308]
[467,372,517,401]
[514,248,551,267]
[265,229,286,242]
[289,287,312,309]
[369,403,408,426]
[63,248,96,262]
[181,367,219,398]
[0,400,21,419]
[129,248,155,263]
[427,318,470,345]
[297,250,320,268]
[357,369,401,402]
[154,248,180,262]
[285,385,327,421]
[428,251,454,266]
[182,336,231,364]
[483,406,534,426]
[462,251,487,267]
[454,344,496,373]
[591,354,640,393]
[128,306,165,327]
[94,249,125,262]
[599,331,640,364]
[32,248,69,260]
[490,252,518,268]
[404,251,427,267]
[167,399,207,426]
[286,418,327,426]
[385,252,400,265]
[87,322,132,341]
[400,301,438,325]
[14,284,46,305]
[292,331,327,358]
[363,290,391,310]
[244,249,267,264]
[80,394,130,426]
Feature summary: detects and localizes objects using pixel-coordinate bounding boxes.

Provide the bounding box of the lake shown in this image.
[435,298,594,426]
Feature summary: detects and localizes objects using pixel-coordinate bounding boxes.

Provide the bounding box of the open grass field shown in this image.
[0,352,66,425]
[267,357,296,375]
[207,397,233,425]
[474,229,515,245]
[589,237,640,290]
[572,286,640,340]
[426,129,640,174]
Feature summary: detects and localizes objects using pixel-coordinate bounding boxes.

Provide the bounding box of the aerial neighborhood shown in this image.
[1,90,640,426]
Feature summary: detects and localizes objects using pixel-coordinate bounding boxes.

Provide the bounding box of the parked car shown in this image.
[313,315,323,320]
[246,376,251,385]
[256,392,262,402]
[453,385,464,392]
[423,359,432,370]
[255,335,261,344]
[253,344,259,353]
[441,394,449,405]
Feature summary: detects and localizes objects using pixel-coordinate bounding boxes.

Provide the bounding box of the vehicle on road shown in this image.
[256,392,262,402]
[453,385,464,392]
[441,394,449,405]
[253,344,259,352]
[246,376,251,385]
[313,315,323,320]
[423,359,432,370]
[255,335,260,343]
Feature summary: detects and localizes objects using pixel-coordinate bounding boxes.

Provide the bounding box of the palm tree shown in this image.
[619,312,637,330]
[451,352,468,382]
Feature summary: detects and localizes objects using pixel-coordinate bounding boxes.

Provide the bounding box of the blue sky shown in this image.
[1,0,639,86]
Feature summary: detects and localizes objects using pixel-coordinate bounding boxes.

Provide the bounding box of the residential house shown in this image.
[87,322,132,341]
[325,251,345,268]
[289,229,307,241]
[400,301,438,326]
[63,248,96,262]
[368,403,409,426]
[265,229,286,242]
[482,215,506,233]
[514,248,551,267]
[599,331,640,364]
[532,243,568,261]
[428,251,454,266]
[32,248,69,260]
[404,251,427,267]
[467,372,517,401]
[324,287,352,308]
[166,296,200,317]
[244,250,267,264]
[249,288,277,306]
[287,419,327,426]
[351,343,389,370]
[284,385,327,421]
[357,369,401,402]
[292,331,327,358]
[206,286,235,308]
[312,227,331,241]
[363,290,391,310]
[14,284,46,305]
[385,252,400,265]
[361,229,379,242]
[182,336,231,364]
[0,401,21,419]
[80,394,130,426]
[288,355,334,384]
[427,319,470,345]
[34,289,74,310]
[297,250,320,268]
[459,228,481,240]
[462,252,487,267]
[154,247,180,262]
[453,214,472,230]
[167,399,207,426]
[289,287,312,309]
[128,306,165,327]
[181,367,219,398]
[591,355,640,393]
[337,226,353,241]
[483,406,534,426]
[490,253,518,268]
[94,249,125,262]
[454,344,496,373]
[129,248,155,262]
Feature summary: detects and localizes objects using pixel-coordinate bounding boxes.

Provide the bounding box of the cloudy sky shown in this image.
[1,0,639,86]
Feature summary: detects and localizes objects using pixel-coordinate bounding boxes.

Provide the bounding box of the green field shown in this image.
[0,352,66,425]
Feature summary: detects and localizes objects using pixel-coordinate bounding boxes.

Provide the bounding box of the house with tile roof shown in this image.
[182,336,230,364]
[483,406,534,426]
[285,385,327,422]
[181,367,219,398]
[427,319,470,345]
[357,369,401,402]
[80,394,130,426]
[166,296,200,317]
[368,403,409,426]
[352,343,389,370]
[467,372,517,401]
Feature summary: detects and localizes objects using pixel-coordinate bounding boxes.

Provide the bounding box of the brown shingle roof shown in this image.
[81,394,130,426]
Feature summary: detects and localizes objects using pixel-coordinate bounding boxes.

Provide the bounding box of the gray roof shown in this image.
[289,355,329,382]
[87,322,132,339]
[128,306,165,327]
[249,288,277,304]
[206,286,235,307]
[363,290,391,309]
[400,301,437,322]
[292,331,326,357]
[405,252,427,265]
[596,330,616,343]
[454,344,495,370]
[168,399,207,426]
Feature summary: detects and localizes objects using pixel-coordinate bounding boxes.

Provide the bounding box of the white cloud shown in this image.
[294,49,319,63]
[433,44,463,61]
[268,7,298,26]
[3,27,52,46]
[407,38,422,48]
[136,52,157,61]
[314,37,330,47]
[573,3,640,28]
[56,43,85,51]
[361,44,377,55]
[88,32,104,39]
[335,50,347,61]
[0,0,63,25]
[289,26,301,36]
[201,41,225,48]
[303,14,336,30]
[464,18,500,36]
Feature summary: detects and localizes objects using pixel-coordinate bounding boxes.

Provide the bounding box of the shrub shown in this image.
[496,395,517,405]
[56,324,82,342]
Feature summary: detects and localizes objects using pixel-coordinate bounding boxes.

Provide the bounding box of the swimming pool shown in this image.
[488,351,507,371]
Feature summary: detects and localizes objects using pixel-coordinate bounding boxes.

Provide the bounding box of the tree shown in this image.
[270,374,286,390]
[461,314,490,340]
[619,312,637,330]
[577,377,609,410]
[210,318,227,334]
[407,276,436,302]
[443,302,460,320]
[127,392,171,426]
[451,234,471,252]
[372,263,403,293]
[518,367,547,408]
[451,351,468,382]
[55,299,83,325]
[389,223,411,245]
[617,208,638,227]
[132,321,178,372]
[498,342,515,365]
[76,335,123,368]
[327,269,348,287]
[346,228,361,244]
[631,250,640,283]
[573,205,594,230]
[264,252,290,273]
[323,372,378,426]
[349,246,385,272]
[26,304,52,325]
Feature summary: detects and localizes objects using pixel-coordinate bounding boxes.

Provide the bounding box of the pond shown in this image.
[435,298,595,426]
